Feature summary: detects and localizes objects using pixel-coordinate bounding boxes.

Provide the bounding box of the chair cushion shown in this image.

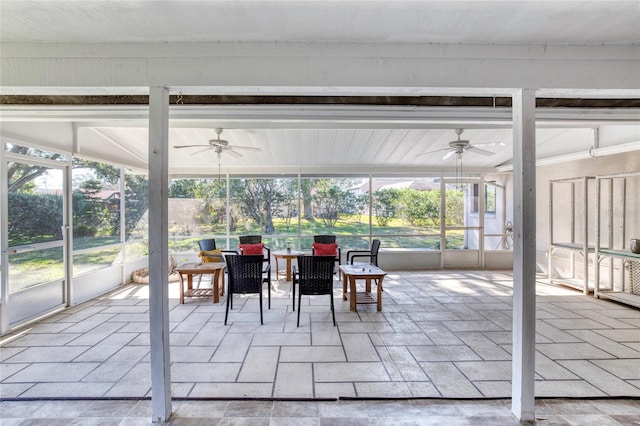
[313,242,338,257]
[199,249,224,263]
[239,243,264,255]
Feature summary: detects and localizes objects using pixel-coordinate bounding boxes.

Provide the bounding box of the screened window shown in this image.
[72,159,121,248]
[371,177,440,249]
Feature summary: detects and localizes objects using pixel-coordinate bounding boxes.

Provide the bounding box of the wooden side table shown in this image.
[176,262,226,304]
[339,264,387,311]
[273,250,305,281]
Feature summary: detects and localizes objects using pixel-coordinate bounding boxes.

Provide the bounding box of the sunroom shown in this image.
[1,1,639,424]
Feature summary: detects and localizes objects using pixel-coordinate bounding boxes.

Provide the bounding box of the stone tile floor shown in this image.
[1,397,639,425]
[1,270,639,405]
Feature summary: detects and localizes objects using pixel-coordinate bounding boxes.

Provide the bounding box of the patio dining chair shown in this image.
[196,239,237,287]
[224,254,270,325]
[238,235,272,308]
[198,238,218,256]
[311,235,341,276]
[346,239,382,290]
[346,239,380,266]
[292,255,336,327]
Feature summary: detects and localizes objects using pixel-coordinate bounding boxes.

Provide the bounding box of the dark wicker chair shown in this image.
[197,239,220,287]
[346,239,380,266]
[346,239,382,290]
[198,238,217,253]
[224,254,269,325]
[198,239,238,259]
[312,235,341,265]
[238,235,272,308]
[196,239,237,287]
[292,255,336,327]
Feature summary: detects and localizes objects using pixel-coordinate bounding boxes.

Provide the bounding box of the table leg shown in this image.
[179,274,185,304]
[342,272,347,300]
[212,269,220,303]
[286,257,293,281]
[377,275,384,311]
[365,278,371,293]
[275,257,280,280]
[187,274,193,290]
[349,275,357,312]
[219,267,225,296]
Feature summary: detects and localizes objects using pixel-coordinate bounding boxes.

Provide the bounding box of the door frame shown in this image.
[440,176,484,268]
[1,146,71,334]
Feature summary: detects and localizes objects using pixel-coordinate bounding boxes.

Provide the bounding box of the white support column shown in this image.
[0,149,9,335]
[148,86,172,423]
[511,88,537,422]
[440,175,446,268]
[582,177,589,295]
[64,156,73,307]
[120,167,127,284]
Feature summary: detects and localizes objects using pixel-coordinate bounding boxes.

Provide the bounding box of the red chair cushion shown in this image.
[313,242,338,257]
[239,243,264,255]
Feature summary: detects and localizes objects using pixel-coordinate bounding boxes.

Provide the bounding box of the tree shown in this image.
[403,189,440,227]
[274,179,298,230]
[351,193,369,223]
[372,188,402,226]
[312,179,352,228]
[73,180,107,237]
[168,178,222,199]
[168,178,226,231]
[300,179,315,221]
[232,178,284,234]
[445,188,465,226]
[124,172,149,239]
[7,145,62,192]
[72,160,121,239]
[8,192,63,245]
[168,179,200,198]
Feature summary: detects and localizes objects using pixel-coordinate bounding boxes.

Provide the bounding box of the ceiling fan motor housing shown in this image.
[210,138,229,147]
[449,140,470,154]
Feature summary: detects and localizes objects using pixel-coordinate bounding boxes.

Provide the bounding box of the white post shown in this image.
[148,86,172,423]
[0,149,8,335]
[64,155,73,307]
[511,88,536,422]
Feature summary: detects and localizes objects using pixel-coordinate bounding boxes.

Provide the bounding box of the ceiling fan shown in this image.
[173,128,262,180]
[173,128,262,158]
[420,129,505,160]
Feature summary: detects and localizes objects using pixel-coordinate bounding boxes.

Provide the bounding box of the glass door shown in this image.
[3,154,69,328]
[442,179,482,268]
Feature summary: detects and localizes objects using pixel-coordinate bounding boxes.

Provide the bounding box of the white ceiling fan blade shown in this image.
[442,150,456,160]
[190,147,213,156]
[418,147,448,157]
[472,142,506,147]
[228,145,261,152]
[226,149,243,158]
[467,146,495,156]
[173,144,210,149]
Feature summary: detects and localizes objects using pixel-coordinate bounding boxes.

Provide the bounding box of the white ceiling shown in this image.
[1,1,639,175]
[2,1,639,45]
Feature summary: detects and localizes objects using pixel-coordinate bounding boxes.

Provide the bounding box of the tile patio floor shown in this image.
[1,270,640,402]
[1,397,639,425]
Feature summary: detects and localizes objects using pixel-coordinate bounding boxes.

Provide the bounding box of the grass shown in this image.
[8,214,470,292]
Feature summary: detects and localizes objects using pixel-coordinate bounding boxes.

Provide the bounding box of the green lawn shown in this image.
[8,214,468,292]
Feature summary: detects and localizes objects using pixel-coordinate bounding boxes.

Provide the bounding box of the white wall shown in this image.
[536,149,640,276]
